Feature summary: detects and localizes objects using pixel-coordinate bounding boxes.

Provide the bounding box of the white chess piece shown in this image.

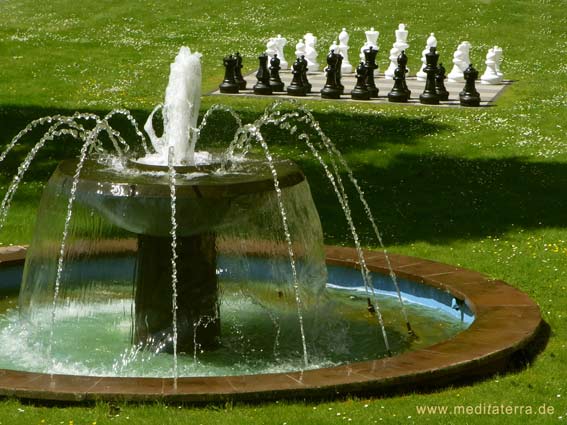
[481,46,503,84]
[330,40,339,53]
[493,45,504,78]
[303,32,319,71]
[359,27,379,61]
[359,27,380,75]
[416,33,437,81]
[384,24,410,79]
[447,41,471,83]
[463,41,472,64]
[295,38,306,59]
[266,37,278,58]
[338,28,353,73]
[274,34,288,70]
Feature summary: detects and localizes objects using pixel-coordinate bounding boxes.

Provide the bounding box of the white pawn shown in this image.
[295,38,306,59]
[416,33,438,81]
[384,23,410,79]
[447,41,471,83]
[274,34,289,69]
[338,28,353,73]
[494,45,504,78]
[330,40,339,53]
[481,47,503,84]
[304,32,319,71]
[359,27,379,62]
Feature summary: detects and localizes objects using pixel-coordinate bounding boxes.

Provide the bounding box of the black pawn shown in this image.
[460,64,481,107]
[363,46,379,98]
[234,52,247,90]
[321,50,341,99]
[269,54,285,92]
[351,61,370,100]
[219,54,239,94]
[253,53,272,95]
[287,58,306,96]
[388,53,410,103]
[419,47,440,105]
[398,50,411,98]
[300,55,312,93]
[435,62,449,101]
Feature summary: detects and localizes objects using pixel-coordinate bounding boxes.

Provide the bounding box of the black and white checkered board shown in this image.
[209,70,511,107]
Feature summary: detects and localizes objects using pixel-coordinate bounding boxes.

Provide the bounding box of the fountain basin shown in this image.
[55,158,305,237]
[0,245,544,402]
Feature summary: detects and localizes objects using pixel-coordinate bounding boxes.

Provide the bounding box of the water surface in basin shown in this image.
[0,257,470,378]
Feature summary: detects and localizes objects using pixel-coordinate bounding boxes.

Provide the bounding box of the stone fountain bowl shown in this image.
[53,158,305,237]
[0,245,547,403]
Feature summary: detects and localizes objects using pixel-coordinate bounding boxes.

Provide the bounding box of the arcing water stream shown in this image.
[0,47,442,380]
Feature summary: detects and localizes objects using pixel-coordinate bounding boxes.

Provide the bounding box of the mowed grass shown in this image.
[1,0,566,423]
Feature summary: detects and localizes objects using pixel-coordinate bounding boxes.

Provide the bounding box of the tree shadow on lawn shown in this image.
[0,102,444,179]
[3,103,566,246]
[302,152,567,246]
[0,104,153,181]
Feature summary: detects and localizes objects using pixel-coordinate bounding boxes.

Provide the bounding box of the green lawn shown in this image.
[1,0,567,423]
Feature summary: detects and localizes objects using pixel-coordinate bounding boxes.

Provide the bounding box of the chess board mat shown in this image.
[209,71,511,107]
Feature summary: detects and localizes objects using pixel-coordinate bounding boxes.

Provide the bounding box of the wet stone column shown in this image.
[133,233,220,353]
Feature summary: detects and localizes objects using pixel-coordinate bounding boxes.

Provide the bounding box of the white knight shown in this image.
[447,41,471,83]
[295,38,306,59]
[494,45,504,78]
[266,38,278,58]
[273,34,288,69]
[303,32,319,71]
[481,46,503,84]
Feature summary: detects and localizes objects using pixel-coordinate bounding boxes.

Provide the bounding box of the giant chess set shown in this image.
[210,25,510,107]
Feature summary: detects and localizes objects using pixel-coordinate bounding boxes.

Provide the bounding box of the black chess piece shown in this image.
[351,61,370,100]
[287,57,306,96]
[269,54,285,92]
[388,53,410,103]
[321,50,342,99]
[398,50,411,98]
[300,55,312,93]
[460,64,481,107]
[363,46,379,98]
[253,53,272,95]
[419,47,440,105]
[435,62,449,101]
[234,52,247,90]
[219,54,239,94]
[336,53,345,95]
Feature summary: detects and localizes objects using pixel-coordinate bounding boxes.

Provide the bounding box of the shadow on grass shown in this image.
[301,152,567,245]
[3,103,566,246]
[0,102,445,175]
[0,104,153,181]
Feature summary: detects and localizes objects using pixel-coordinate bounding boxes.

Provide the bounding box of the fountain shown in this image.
[0,47,544,402]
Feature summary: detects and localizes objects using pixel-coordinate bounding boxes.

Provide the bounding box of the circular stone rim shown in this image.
[127,158,223,174]
[56,158,306,199]
[0,245,544,402]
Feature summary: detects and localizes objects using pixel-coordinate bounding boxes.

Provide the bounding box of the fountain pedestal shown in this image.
[134,233,219,351]
[53,157,305,353]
